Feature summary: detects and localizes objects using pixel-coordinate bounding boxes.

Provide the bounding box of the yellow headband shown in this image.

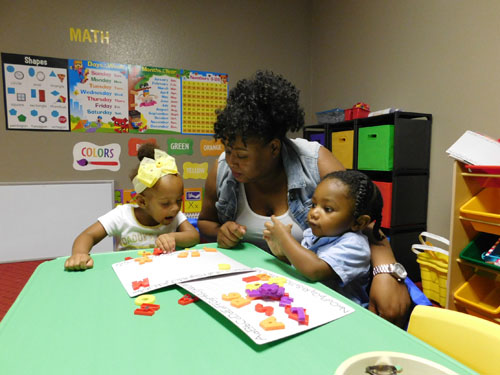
[132,149,178,193]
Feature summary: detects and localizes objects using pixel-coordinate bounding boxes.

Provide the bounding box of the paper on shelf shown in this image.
[446,130,500,165]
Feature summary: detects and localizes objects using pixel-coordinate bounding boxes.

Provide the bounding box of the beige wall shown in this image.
[311,0,500,237]
[0,0,311,190]
[2,0,498,238]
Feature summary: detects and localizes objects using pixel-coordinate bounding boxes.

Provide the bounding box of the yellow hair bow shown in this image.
[133,149,178,193]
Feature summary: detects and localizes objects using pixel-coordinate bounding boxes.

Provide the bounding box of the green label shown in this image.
[168,138,193,155]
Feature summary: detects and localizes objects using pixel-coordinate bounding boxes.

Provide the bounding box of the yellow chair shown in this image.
[408,305,500,375]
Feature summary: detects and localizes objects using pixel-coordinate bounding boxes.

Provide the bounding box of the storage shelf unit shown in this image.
[304,111,432,281]
[447,161,500,324]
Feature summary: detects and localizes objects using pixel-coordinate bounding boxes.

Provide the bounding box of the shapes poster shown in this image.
[2,53,70,131]
[181,70,228,135]
[128,65,182,134]
[69,59,128,133]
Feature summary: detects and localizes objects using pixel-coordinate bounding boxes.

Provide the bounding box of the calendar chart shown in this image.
[69,59,128,133]
[128,65,182,134]
[181,71,228,135]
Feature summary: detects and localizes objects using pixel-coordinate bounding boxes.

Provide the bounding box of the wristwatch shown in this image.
[372,263,407,282]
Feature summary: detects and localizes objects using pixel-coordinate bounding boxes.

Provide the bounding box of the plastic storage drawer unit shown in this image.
[460,233,500,271]
[357,125,394,171]
[454,274,500,322]
[460,188,500,235]
[331,130,354,169]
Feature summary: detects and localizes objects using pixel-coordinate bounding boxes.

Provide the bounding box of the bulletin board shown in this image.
[1,52,228,224]
[2,52,228,135]
[0,181,115,263]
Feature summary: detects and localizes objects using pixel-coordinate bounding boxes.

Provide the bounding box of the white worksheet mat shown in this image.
[179,267,355,345]
[112,248,253,297]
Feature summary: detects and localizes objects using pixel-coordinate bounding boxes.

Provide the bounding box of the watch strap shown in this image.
[372,263,406,282]
[372,264,392,276]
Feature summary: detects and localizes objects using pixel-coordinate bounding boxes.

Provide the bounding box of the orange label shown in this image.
[200,139,224,157]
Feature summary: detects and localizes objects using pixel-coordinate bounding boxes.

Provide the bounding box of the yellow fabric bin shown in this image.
[331,130,354,169]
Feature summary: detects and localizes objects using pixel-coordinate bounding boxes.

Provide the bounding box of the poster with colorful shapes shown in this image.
[2,53,70,131]
[128,65,182,134]
[69,59,128,133]
[181,70,228,135]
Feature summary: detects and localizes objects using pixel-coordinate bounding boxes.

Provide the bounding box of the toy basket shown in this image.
[315,108,344,124]
[412,232,450,307]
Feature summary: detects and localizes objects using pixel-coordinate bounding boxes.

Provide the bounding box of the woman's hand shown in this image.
[217,221,246,248]
[368,273,411,327]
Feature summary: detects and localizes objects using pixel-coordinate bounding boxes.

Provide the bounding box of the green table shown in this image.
[0,243,474,375]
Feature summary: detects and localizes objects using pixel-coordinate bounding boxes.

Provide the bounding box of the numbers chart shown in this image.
[181,71,228,134]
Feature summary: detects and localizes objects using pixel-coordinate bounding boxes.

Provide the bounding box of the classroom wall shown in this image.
[310,0,500,238]
[2,0,498,240]
[0,0,311,192]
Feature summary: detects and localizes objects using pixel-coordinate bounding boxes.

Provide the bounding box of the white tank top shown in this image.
[235,183,304,251]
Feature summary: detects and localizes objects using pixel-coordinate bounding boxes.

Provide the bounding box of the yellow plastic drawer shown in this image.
[454,274,500,321]
[460,188,500,235]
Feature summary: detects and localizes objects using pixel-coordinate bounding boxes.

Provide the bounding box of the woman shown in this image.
[198,70,410,326]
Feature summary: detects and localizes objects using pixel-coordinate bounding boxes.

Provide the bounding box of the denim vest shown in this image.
[215,138,321,230]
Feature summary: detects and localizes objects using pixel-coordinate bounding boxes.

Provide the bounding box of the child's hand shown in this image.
[263,216,292,258]
[64,254,94,271]
[156,233,176,253]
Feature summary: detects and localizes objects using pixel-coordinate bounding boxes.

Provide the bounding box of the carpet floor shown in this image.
[0,259,50,322]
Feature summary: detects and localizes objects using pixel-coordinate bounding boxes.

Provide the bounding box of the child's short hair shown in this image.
[129,142,158,182]
[322,170,384,240]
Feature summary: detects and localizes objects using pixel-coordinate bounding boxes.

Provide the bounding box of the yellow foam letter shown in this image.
[69,27,82,42]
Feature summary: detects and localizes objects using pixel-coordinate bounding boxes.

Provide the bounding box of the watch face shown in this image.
[393,263,407,279]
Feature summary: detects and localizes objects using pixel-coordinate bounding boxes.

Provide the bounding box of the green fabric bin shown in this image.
[357,124,394,171]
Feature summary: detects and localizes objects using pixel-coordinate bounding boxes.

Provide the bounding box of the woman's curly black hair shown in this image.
[213,70,305,146]
[322,170,384,241]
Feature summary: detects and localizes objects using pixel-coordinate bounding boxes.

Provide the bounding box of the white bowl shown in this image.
[335,351,457,375]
